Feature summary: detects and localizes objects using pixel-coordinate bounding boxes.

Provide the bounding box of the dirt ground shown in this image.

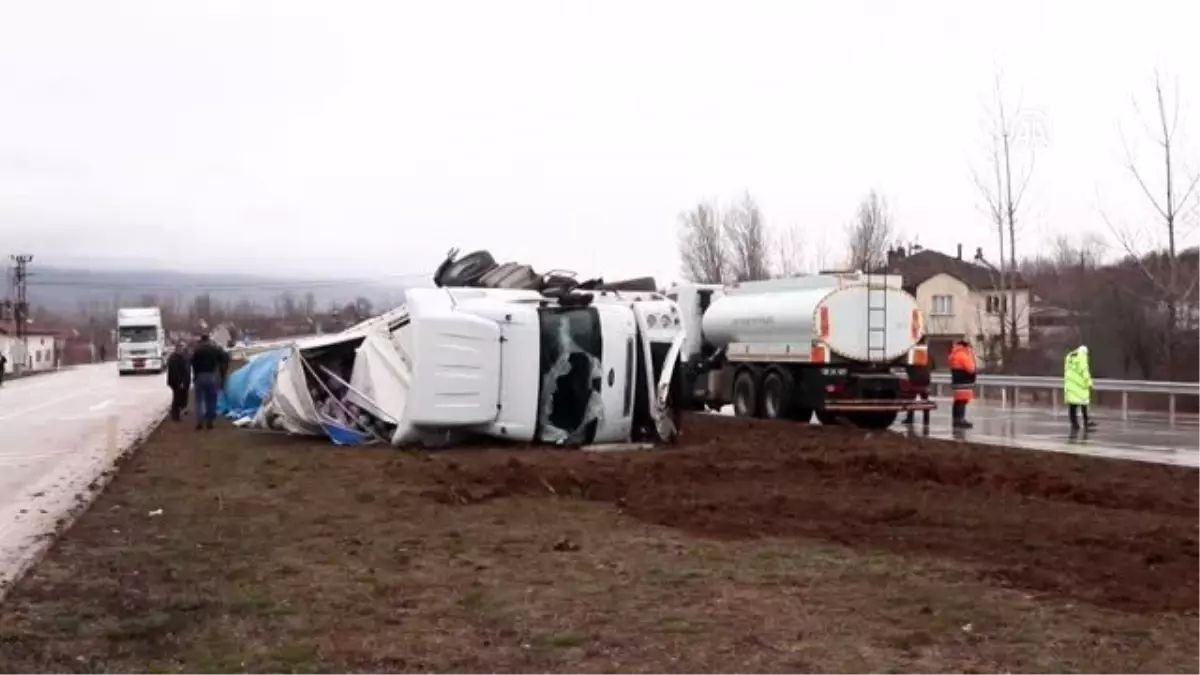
[0,413,1196,673]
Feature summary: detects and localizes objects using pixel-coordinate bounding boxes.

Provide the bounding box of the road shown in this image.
[0,364,168,593]
[901,397,1198,468]
[711,397,1198,468]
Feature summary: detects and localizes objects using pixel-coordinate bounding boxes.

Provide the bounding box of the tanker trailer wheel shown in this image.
[760,368,795,421]
[732,368,761,418]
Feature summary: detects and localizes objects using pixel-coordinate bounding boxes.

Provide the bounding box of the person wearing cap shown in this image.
[1064,344,1096,431]
[165,341,191,421]
[189,333,228,430]
[948,338,977,429]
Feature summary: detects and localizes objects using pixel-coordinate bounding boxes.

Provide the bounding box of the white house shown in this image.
[882,246,1032,369]
[0,327,60,374]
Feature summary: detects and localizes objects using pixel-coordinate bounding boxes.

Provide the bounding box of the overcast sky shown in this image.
[1,0,1197,287]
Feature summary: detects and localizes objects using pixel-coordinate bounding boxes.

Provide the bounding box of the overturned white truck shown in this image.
[242,284,686,448]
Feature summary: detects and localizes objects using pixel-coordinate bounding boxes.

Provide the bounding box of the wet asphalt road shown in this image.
[895,397,1198,468]
[712,396,1197,468]
[0,364,167,589]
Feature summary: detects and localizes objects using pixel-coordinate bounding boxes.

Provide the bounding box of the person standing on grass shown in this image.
[1064,344,1096,432]
[189,333,228,431]
[166,341,191,422]
[948,339,977,429]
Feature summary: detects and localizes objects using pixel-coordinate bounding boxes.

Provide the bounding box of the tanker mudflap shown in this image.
[537,314,606,445]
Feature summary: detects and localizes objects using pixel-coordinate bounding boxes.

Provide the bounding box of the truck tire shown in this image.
[434,250,496,287]
[732,369,760,418]
[760,368,795,421]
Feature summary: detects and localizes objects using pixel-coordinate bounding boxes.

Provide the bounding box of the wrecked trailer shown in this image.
[226,283,687,449]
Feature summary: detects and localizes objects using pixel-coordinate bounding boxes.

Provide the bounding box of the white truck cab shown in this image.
[391,287,685,446]
[116,307,166,375]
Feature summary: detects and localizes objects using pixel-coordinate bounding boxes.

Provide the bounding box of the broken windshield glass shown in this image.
[536,307,604,445]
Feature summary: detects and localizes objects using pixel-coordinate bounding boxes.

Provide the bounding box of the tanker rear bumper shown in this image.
[823,398,938,412]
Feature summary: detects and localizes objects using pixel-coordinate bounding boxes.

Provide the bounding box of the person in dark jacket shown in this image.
[190,333,228,430]
[903,343,935,426]
[0,352,7,387]
[948,339,977,429]
[166,342,190,421]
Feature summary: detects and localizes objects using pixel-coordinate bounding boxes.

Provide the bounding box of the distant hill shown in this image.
[19,266,413,316]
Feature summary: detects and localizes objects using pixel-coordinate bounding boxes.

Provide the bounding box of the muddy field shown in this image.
[429,415,1199,613]
[0,414,1196,673]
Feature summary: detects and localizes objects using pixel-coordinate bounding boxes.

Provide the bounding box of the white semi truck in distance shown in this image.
[667,272,935,430]
[116,307,166,375]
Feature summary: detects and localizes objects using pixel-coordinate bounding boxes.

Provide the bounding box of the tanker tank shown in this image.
[701,284,922,363]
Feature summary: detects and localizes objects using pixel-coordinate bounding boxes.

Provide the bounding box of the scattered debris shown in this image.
[552,537,581,552]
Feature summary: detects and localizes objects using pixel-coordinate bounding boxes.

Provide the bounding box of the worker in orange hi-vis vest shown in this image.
[948,339,977,429]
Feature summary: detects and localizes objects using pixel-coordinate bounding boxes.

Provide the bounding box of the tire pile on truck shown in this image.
[218,249,687,448]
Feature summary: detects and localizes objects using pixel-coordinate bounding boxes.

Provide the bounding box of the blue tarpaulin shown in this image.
[218,348,288,419]
[321,420,370,446]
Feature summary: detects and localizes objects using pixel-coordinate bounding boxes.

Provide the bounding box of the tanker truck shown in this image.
[667,272,934,429]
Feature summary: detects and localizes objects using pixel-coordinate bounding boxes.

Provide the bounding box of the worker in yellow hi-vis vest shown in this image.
[1064,344,1096,431]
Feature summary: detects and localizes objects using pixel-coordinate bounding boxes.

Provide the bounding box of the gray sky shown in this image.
[1,0,1197,287]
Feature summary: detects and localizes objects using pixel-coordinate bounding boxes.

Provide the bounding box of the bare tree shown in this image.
[723,193,771,282]
[1104,71,1200,375]
[973,72,1040,361]
[677,200,727,284]
[773,223,806,278]
[845,189,895,271]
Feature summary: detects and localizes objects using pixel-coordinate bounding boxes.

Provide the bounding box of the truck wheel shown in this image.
[760,369,795,421]
[732,369,759,418]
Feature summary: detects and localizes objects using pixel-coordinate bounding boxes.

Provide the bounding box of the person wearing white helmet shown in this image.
[1064,344,1096,431]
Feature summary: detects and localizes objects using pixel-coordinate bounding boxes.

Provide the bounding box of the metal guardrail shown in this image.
[928,372,1199,423]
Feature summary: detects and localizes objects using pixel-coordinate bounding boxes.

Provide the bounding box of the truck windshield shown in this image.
[536,307,604,445]
[119,326,158,343]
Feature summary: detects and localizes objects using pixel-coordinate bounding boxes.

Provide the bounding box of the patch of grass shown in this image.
[531,632,588,651]
[264,642,321,673]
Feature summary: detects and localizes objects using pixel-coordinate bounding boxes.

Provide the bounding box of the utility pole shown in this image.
[11,255,33,371]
